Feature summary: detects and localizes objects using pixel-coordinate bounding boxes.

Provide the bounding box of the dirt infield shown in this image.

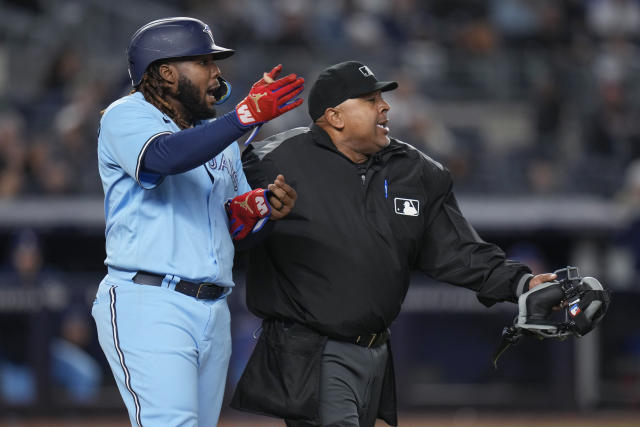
[2,411,639,427]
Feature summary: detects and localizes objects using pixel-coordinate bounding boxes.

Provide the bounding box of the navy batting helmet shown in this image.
[127,17,234,87]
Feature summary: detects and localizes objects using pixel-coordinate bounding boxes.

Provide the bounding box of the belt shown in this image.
[279,320,390,349]
[351,329,391,348]
[132,271,226,300]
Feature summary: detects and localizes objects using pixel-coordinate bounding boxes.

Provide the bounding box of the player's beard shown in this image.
[176,75,217,123]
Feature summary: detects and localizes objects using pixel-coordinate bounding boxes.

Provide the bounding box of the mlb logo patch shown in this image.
[394,198,419,216]
[569,303,581,317]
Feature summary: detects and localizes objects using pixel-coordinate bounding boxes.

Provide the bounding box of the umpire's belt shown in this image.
[279,321,390,348]
[133,271,226,300]
[349,329,390,348]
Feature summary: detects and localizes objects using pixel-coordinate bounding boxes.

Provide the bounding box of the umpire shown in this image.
[231,61,559,426]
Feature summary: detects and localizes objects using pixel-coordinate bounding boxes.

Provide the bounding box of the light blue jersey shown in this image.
[93,92,250,426]
[98,92,251,285]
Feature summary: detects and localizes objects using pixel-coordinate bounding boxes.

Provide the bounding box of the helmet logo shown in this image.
[203,24,214,42]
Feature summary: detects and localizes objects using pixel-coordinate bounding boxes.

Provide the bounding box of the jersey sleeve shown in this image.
[99,100,171,189]
[415,161,531,306]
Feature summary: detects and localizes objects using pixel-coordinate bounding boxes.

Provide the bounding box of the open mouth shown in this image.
[206,84,220,101]
[377,120,389,133]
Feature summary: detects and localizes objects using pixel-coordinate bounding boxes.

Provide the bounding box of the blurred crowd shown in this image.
[1,0,640,198]
[0,229,102,405]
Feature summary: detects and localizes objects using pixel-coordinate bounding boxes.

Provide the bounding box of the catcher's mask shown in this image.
[517,266,609,338]
[493,266,610,368]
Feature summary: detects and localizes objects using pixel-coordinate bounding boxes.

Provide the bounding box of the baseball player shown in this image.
[91,17,301,426]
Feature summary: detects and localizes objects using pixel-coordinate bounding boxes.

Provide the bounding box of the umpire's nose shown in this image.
[379,96,390,113]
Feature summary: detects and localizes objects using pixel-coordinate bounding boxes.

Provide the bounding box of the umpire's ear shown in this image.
[322,107,344,130]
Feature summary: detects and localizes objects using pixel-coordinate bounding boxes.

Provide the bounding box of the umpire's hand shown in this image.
[267,174,297,220]
[528,272,565,310]
[528,273,557,290]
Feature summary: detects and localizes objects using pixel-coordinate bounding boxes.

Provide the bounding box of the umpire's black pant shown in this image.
[285,339,389,427]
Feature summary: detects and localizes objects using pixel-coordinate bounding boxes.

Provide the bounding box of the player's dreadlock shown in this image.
[134,62,191,130]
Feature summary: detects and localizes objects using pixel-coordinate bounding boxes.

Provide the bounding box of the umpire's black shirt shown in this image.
[242,124,531,340]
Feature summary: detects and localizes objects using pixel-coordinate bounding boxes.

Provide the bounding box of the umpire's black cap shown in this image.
[308,61,398,121]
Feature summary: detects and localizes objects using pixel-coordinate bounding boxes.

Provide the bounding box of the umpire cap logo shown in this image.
[394,198,419,216]
[359,65,374,77]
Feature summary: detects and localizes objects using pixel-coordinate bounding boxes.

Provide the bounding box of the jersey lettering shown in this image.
[207,153,239,191]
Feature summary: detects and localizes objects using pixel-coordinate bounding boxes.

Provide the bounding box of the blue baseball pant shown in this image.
[92,275,231,426]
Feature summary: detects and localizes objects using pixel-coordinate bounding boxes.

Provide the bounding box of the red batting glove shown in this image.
[225,188,272,240]
[235,65,304,127]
